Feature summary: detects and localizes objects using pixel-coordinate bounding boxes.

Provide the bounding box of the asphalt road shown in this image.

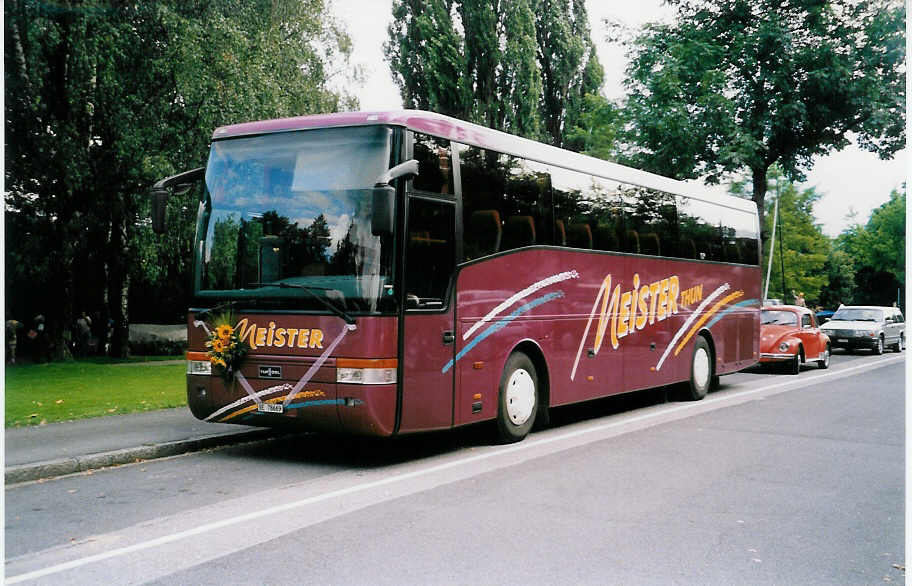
[5,350,905,585]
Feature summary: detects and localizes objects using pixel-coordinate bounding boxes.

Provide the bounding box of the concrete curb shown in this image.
[5,428,280,485]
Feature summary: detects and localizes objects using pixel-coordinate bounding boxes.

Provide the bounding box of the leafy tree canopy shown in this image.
[620,0,905,242]
[385,0,603,147]
[835,187,906,304]
[5,0,357,357]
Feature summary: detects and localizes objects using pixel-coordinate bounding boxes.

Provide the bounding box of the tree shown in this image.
[534,0,603,147]
[761,182,831,306]
[834,187,906,306]
[620,0,905,245]
[564,94,623,160]
[5,0,357,358]
[385,0,603,146]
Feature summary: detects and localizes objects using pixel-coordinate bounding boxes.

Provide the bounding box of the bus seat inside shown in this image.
[466,209,502,258]
[594,223,619,252]
[554,219,567,246]
[626,229,640,254]
[503,215,536,249]
[567,223,593,249]
[641,232,660,256]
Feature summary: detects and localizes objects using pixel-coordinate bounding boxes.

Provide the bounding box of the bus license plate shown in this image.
[837,338,848,343]
[257,403,283,414]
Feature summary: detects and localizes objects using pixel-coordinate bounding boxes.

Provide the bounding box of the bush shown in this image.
[128,338,187,356]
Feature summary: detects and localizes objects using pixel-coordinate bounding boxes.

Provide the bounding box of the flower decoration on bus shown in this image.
[205,312,250,381]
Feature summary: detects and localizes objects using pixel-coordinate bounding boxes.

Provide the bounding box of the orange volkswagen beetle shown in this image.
[760,305,831,374]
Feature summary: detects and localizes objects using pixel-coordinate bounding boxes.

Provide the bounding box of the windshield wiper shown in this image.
[250,282,356,325]
[194,300,238,320]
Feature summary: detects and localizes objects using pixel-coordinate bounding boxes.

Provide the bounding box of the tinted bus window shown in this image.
[459,145,549,260]
[620,184,677,257]
[728,208,759,265]
[552,167,624,251]
[678,196,723,261]
[412,134,454,195]
[405,197,455,308]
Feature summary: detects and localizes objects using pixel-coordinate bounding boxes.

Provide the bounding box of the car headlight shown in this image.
[778,342,790,352]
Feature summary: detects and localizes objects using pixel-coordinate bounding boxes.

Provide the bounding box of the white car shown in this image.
[819,306,905,354]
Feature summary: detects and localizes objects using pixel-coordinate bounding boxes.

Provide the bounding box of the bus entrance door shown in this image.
[397,197,456,432]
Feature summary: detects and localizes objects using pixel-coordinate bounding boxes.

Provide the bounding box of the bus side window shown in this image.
[405,197,455,308]
[728,208,760,265]
[412,134,454,195]
[622,184,677,257]
[678,196,722,262]
[460,145,550,259]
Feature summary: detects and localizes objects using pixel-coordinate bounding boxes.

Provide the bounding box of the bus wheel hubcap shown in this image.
[506,369,535,425]
[693,348,710,389]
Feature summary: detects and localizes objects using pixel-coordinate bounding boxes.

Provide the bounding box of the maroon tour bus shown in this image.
[151,110,761,442]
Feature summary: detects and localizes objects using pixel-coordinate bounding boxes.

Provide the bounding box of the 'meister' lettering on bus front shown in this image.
[235,319,324,350]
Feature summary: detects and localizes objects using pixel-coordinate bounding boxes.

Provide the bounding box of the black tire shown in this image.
[874,336,884,355]
[817,345,830,369]
[787,350,802,375]
[681,336,712,401]
[496,352,538,443]
[893,335,904,352]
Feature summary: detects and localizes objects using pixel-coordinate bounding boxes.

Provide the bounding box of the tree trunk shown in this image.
[106,205,131,358]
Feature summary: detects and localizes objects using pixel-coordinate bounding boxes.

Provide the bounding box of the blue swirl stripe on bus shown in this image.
[705,299,760,329]
[442,291,565,374]
[239,398,366,422]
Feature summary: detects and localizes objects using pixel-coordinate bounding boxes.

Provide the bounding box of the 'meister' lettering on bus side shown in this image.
[586,273,681,356]
[235,319,324,350]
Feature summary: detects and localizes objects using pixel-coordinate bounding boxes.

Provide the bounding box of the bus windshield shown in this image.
[195,125,396,314]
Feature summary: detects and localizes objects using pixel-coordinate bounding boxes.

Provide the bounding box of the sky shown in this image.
[331,0,907,237]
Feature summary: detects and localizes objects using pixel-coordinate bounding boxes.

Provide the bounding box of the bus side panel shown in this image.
[452,249,761,426]
[454,250,576,425]
[664,261,761,379]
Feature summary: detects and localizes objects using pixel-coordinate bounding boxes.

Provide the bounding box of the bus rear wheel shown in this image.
[496,352,538,443]
[681,336,712,401]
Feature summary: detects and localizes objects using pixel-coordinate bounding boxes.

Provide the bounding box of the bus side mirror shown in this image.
[371,159,419,236]
[149,167,205,235]
[372,186,396,236]
[151,189,169,235]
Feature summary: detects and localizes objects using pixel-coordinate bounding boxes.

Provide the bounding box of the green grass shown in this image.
[5,358,187,427]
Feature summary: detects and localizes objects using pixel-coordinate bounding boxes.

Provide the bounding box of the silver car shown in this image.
[819,305,905,354]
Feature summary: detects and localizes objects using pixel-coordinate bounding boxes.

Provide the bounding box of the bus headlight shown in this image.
[187,360,212,376]
[186,351,212,375]
[336,358,397,385]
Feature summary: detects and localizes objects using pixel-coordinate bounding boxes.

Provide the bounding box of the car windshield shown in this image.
[831,308,883,322]
[194,125,396,314]
[761,310,798,326]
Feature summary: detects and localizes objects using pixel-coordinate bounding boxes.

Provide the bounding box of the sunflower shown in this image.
[216,324,233,340]
[210,338,226,353]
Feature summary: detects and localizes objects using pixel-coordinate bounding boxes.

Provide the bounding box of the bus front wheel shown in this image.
[682,336,713,401]
[496,352,538,443]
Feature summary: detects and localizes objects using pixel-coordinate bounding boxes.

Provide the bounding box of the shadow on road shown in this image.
[206,349,881,470]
